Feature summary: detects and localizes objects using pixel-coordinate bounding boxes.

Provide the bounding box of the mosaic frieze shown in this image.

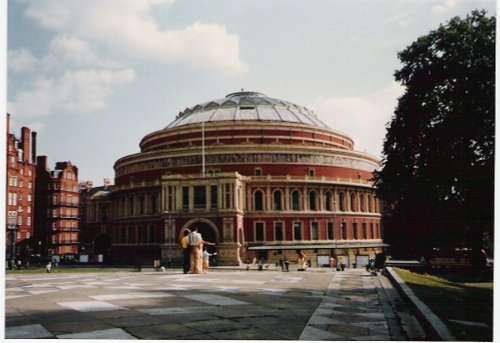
[116,153,378,177]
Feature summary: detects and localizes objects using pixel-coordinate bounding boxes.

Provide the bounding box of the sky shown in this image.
[5,0,497,185]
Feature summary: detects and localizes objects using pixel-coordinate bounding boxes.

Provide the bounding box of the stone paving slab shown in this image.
[5,268,423,340]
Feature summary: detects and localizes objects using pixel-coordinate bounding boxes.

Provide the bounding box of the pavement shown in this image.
[4,267,426,340]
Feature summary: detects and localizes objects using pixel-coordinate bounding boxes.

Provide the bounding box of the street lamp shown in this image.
[162,210,172,267]
[7,211,18,270]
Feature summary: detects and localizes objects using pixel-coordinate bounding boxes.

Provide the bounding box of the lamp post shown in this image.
[162,210,172,267]
[7,212,18,270]
[333,200,337,259]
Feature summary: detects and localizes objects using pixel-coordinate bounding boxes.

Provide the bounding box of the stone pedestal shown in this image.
[216,242,242,266]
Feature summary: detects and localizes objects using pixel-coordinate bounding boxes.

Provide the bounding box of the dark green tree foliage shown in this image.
[374,10,495,256]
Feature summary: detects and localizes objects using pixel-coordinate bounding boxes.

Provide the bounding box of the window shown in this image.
[292,190,301,210]
[293,222,302,240]
[27,217,31,226]
[362,223,367,239]
[194,186,206,209]
[371,223,375,239]
[150,195,157,213]
[28,194,31,202]
[341,222,347,240]
[309,191,317,210]
[273,190,283,211]
[326,191,333,211]
[350,192,356,212]
[210,185,218,209]
[128,197,134,215]
[360,194,366,212]
[308,168,315,177]
[138,196,145,214]
[182,186,189,210]
[255,168,262,176]
[353,223,358,239]
[148,225,156,243]
[254,190,264,211]
[311,222,319,240]
[255,222,265,241]
[275,222,284,241]
[327,222,334,240]
[339,192,346,211]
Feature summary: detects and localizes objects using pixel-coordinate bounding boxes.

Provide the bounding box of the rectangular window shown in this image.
[275,222,284,241]
[371,223,375,238]
[311,222,319,240]
[353,223,358,239]
[341,222,347,240]
[194,186,206,209]
[327,222,334,240]
[182,186,189,210]
[255,168,262,176]
[210,185,218,209]
[293,222,302,240]
[255,222,265,241]
[362,223,367,239]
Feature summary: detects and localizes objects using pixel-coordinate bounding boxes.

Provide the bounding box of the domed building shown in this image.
[103,91,385,267]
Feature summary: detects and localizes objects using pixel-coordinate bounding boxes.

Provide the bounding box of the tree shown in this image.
[374,10,495,257]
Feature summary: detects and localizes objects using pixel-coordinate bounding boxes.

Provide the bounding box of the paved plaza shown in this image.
[5,268,425,340]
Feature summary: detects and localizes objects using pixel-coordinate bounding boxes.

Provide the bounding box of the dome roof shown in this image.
[166,91,330,129]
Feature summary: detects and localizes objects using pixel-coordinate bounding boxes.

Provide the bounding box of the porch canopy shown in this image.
[247,243,390,250]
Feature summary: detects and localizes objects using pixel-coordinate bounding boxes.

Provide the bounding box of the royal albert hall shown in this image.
[109,91,386,267]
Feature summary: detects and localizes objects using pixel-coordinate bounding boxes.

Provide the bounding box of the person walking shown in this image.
[180,229,191,274]
[202,246,213,273]
[189,227,215,274]
[298,252,307,271]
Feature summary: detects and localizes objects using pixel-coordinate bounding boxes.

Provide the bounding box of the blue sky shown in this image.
[5,0,497,184]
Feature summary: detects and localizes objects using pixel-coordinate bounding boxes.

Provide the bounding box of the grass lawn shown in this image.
[394,268,493,341]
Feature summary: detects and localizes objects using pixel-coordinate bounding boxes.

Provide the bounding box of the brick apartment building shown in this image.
[34,157,80,262]
[6,113,37,261]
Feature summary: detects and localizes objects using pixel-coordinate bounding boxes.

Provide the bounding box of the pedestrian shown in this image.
[16,260,22,270]
[279,259,284,271]
[189,227,215,274]
[298,252,307,271]
[202,246,212,273]
[46,262,52,273]
[180,229,191,274]
[284,258,290,272]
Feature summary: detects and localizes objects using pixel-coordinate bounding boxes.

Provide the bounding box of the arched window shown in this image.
[254,190,264,211]
[325,191,333,211]
[273,190,283,211]
[292,190,301,211]
[350,192,356,212]
[309,190,318,211]
[338,192,346,211]
[150,194,157,214]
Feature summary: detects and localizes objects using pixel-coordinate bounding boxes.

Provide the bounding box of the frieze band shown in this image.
[116,153,378,177]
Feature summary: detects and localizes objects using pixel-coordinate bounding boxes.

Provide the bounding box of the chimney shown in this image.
[6,113,11,136]
[31,131,37,164]
[21,127,31,163]
[36,156,48,170]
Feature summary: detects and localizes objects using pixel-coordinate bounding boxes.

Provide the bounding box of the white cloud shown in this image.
[8,48,39,72]
[432,0,459,15]
[7,69,135,118]
[48,35,122,68]
[22,0,247,76]
[311,82,404,158]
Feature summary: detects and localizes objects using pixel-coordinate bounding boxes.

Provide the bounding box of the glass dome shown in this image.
[166,91,330,129]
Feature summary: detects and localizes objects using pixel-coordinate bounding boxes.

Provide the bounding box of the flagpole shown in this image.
[202,121,205,177]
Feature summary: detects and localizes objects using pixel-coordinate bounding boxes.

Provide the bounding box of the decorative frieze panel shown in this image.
[116,152,378,177]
